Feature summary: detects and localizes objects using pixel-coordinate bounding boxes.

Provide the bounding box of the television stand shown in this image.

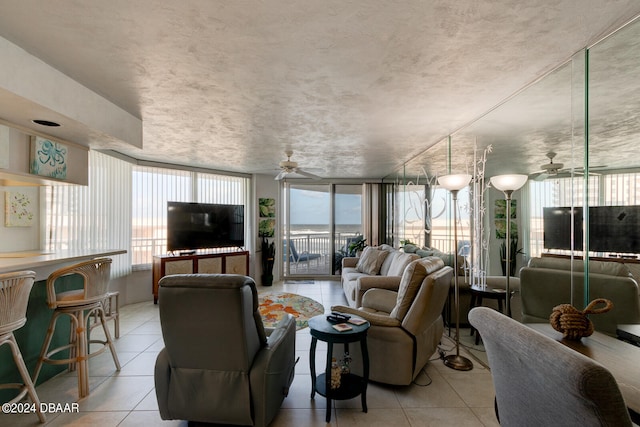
[178,250,196,256]
[152,250,250,303]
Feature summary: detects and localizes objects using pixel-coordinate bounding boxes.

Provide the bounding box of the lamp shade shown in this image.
[438,174,472,191]
[490,174,528,192]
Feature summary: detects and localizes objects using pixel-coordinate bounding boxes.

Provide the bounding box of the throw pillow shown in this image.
[356,247,390,275]
[387,252,419,277]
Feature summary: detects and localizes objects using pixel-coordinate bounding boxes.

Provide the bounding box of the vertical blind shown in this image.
[131,165,249,267]
[45,151,132,277]
[45,151,250,275]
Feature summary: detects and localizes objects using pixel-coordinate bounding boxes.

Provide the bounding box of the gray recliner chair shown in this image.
[332,257,453,385]
[469,306,633,427]
[154,274,296,426]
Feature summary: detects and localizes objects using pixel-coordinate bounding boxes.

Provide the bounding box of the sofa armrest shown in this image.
[342,257,359,269]
[355,275,402,307]
[331,304,402,327]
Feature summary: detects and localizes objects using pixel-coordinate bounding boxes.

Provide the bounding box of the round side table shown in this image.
[308,314,370,423]
[469,284,510,344]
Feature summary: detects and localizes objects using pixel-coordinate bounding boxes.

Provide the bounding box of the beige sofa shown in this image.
[519,256,640,335]
[340,244,419,307]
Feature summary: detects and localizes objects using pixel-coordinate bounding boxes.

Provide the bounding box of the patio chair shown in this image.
[284,239,322,270]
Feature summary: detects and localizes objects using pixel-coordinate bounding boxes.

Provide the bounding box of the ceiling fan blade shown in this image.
[294,168,322,180]
[274,170,288,180]
[529,171,549,181]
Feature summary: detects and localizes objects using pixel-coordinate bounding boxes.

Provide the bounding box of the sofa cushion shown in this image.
[356,247,390,275]
[387,252,419,277]
[343,268,368,283]
[379,251,398,276]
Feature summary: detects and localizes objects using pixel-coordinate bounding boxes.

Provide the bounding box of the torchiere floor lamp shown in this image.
[438,173,473,371]
[489,174,528,317]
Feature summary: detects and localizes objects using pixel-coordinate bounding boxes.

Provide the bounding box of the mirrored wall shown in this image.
[386,15,640,309]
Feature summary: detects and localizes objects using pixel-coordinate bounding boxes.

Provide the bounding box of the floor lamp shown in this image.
[490,174,528,317]
[438,174,473,371]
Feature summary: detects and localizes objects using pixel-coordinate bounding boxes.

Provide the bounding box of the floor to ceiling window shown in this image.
[284,183,362,276]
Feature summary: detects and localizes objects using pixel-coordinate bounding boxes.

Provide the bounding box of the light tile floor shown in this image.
[3,279,497,426]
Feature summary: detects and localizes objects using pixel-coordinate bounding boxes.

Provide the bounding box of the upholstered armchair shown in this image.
[469,306,633,426]
[154,274,296,427]
[332,257,453,385]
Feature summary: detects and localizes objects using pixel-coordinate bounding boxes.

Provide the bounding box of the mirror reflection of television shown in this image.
[543,207,583,251]
[543,205,640,253]
[167,202,245,252]
[589,205,640,253]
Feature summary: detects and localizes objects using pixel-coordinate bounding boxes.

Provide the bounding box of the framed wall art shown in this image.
[5,191,34,227]
[30,135,68,179]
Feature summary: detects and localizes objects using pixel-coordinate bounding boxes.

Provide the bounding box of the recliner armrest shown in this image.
[355,275,402,307]
[251,314,297,427]
[154,348,171,420]
[361,288,398,313]
[331,304,402,327]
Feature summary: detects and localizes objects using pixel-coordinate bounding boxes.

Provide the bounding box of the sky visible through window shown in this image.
[289,189,361,224]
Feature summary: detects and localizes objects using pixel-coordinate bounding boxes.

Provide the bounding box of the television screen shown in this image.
[167,202,245,252]
[543,205,640,254]
[543,206,583,251]
[589,205,640,253]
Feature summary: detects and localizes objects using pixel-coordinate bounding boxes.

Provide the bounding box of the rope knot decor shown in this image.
[549,298,613,340]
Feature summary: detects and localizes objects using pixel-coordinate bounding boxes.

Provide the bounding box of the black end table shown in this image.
[469,284,509,344]
[308,314,370,422]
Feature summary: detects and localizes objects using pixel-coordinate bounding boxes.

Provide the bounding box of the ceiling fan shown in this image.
[274,150,322,181]
[529,151,605,181]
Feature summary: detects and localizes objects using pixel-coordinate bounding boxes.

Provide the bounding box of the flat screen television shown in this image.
[543,205,640,253]
[543,207,584,251]
[167,202,245,252]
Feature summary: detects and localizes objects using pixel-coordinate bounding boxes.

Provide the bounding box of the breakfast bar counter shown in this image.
[0,249,126,280]
[0,249,126,399]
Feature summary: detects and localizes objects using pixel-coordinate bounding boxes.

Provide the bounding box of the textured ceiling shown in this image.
[0,1,639,179]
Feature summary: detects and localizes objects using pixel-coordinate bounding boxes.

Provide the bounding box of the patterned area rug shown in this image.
[258,292,324,330]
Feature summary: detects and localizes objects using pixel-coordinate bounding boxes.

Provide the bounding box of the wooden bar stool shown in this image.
[32,258,121,398]
[0,270,46,423]
[90,290,120,338]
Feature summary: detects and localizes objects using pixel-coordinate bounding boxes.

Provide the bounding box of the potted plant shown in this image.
[348,235,367,257]
[500,237,524,277]
[261,237,275,286]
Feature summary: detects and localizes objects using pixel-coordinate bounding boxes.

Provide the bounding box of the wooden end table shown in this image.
[308,314,370,423]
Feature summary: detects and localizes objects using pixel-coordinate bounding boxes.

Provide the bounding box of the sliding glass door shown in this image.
[284,183,362,277]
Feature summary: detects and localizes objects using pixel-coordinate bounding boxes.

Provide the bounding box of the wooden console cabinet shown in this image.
[152,251,250,303]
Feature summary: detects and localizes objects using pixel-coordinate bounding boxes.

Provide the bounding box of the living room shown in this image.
[1,2,640,426]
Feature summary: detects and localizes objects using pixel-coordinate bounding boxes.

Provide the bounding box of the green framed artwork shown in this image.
[259,198,276,218]
[495,199,517,239]
[494,199,517,219]
[494,219,518,239]
[259,219,275,237]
